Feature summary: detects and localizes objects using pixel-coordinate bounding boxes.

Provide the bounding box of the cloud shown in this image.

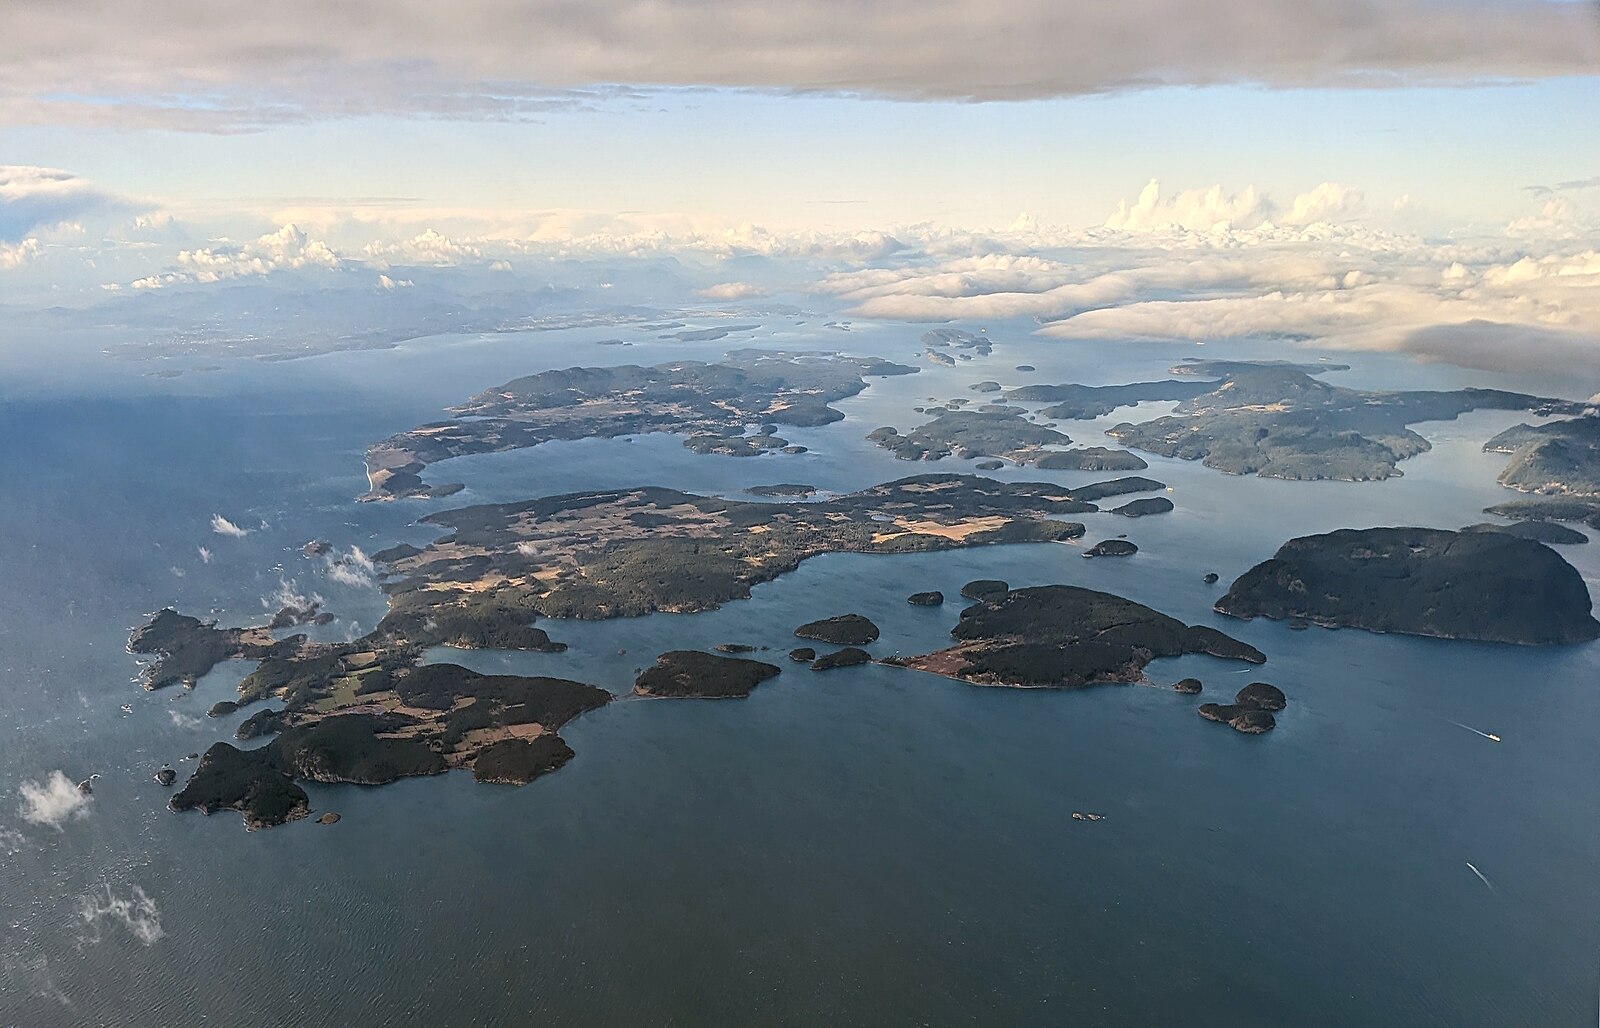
[1526,176,1600,197]
[265,578,323,613]
[77,884,164,946]
[167,709,203,730]
[324,546,377,588]
[364,228,481,266]
[1102,179,1363,233]
[0,166,135,241]
[1283,182,1364,225]
[197,546,212,564]
[210,514,250,537]
[17,771,91,828]
[0,237,40,270]
[1105,180,1273,233]
[697,281,768,300]
[1,2,1595,128]
[377,274,414,290]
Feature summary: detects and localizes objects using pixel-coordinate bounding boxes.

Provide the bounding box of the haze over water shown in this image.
[1,321,1595,1026]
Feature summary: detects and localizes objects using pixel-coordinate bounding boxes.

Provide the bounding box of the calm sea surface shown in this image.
[1,321,1596,1026]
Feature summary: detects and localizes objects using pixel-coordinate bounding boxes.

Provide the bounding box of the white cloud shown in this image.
[265,577,323,612]
[197,546,212,564]
[210,514,250,537]
[1105,180,1272,233]
[0,237,40,270]
[17,771,91,828]
[488,259,513,272]
[77,884,164,946]
[168,709,203,730]
[325,546,377,589]
[697,281,768,300]
[364,228,480,266]
[1,2,1595,129]
[1284,182,1364,225]
[0,166,136,240]
[377,274,413,290]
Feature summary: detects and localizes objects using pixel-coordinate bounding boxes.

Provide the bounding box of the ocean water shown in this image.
[1,320,1596,1027]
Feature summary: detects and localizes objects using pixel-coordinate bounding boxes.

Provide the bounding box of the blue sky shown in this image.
[6,77,1595,233]
[0,0,1596,383]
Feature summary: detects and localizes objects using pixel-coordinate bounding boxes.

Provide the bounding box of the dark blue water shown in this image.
[1,321,1596,1026]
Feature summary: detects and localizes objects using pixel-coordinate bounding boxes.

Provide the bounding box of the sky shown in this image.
[1,0,1598,381]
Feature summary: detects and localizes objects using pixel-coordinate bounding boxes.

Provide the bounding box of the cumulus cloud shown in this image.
[377,274,414,290]
[0,1,1595,128]
[0,237,41,270]
[1105,180,1273,233]
[17,771,92,828]
[1103,179,1363,234]
[210,514,250,537]
[1284,182,1364,225]
[132,223,341,289]
[364,228,481,266]
[77,884,164,946]
[697,281,768,300]
[197,546,212,564]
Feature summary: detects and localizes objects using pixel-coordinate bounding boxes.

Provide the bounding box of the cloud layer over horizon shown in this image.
[3,1,1597,129]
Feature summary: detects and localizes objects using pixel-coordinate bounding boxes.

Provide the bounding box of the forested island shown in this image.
[891,584,1264,689]
[1216,527,1600,645]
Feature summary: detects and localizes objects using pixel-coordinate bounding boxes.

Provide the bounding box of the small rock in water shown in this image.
[155,768,177,787]
[317,812,341,825]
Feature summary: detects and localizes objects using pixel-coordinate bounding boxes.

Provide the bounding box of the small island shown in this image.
[1083,540,1138,558]
[634,650,783,699]
[794,614,880,646]
[1110,497,1173,518]
[1460,521,1587,545]
[1216,527,1600,645]
[907,591,944,606]
[892,584,1264,689]
[1034,447,1148,472]
[812,647,873,671]
[1198,682,1288,734]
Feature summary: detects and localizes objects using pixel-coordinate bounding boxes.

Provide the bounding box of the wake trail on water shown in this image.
[1443,718,1501,743]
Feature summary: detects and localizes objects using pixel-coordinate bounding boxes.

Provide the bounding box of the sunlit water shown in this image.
[1,319,1596,1026]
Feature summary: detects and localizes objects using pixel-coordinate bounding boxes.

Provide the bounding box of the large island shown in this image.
[1216,527,1600,645]
[892,584,1265,688]
[1006,360,1579,483]
[139,471,1167,826]
[362,350,918,500]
